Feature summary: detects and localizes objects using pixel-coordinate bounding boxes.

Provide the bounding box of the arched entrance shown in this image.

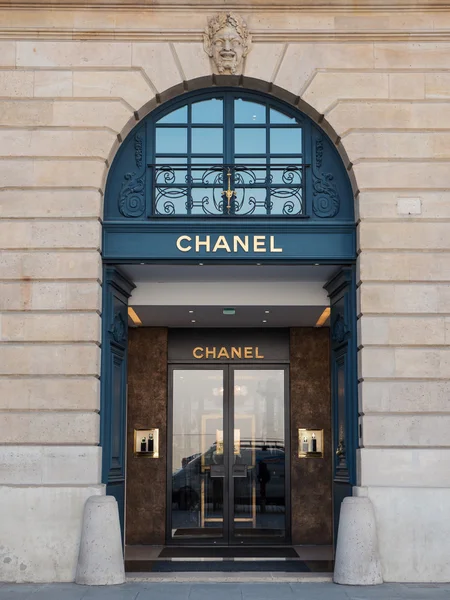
[101,87,357,560]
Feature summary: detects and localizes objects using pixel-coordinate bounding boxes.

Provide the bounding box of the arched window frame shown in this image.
[149,90,307,217]
[105,88,354,225]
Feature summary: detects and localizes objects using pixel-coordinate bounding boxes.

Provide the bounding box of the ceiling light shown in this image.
[128,307,142,326]
[256,263,262,266]
[314,263,320,266]
[191,319,196,323]
[223,308,235,315]
[315,307,331,327]
[265,310,270,314]
[262,319,267,323]
[189,310,194,314]
[199,263,204,266]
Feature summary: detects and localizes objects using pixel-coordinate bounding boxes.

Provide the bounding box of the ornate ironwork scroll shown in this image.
[332,312,349,344]
[312,136,340,218]
[109,311,126,345]
[152,163,303,217]
[118,133,146,218]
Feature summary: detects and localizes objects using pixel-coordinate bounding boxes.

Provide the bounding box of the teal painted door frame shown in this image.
[325,267,359,543]
[99,87,358,545]
[100,266,134,539]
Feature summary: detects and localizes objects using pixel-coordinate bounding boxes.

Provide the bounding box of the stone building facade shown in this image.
[1,0,450,584]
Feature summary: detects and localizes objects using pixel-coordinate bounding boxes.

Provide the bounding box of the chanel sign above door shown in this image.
[168,329,290,363]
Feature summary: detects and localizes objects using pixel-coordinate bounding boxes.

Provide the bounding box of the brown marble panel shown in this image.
[126,327,168,545]
[290,328,332,545]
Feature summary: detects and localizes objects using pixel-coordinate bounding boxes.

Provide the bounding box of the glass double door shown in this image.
[169,365,288,544]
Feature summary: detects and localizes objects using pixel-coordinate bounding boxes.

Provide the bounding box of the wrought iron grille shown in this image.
[151,163,304,217]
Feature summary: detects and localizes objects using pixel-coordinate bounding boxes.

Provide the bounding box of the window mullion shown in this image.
[187,102,192,216]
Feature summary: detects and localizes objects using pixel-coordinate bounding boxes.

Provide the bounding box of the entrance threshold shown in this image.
[125,545,334,575]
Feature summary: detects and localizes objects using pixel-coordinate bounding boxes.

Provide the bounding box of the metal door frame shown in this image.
[166,362,290,546]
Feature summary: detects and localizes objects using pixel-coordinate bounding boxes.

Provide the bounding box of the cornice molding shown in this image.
[1,1,450,11]
[1,27,450,42]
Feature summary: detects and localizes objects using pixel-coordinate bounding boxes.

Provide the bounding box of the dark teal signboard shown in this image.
[103,226,355,262]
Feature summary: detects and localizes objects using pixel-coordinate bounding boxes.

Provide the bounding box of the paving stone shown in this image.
[0,585,40,599]
[341,583,402,598]
[134,582,190,599]
[290,582,349,598]
[27,584,88,600]
[189,583,243,600]
[240,582,294,599]
[1,582,450,600]
[80,582,140,599]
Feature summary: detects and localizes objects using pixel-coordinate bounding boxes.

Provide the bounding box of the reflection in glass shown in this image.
[233,370,286,537]
[270,128,302,154]
[155,127,187,154]
[192,128,223,154]
[235,99,266,124]
[171,370,224,539]
[192,99,223,124]
[157,106,188,124]
[233,370,285,539]
[235,128,266,154]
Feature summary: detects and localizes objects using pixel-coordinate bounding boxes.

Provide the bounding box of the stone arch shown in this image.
[100,84,359,541]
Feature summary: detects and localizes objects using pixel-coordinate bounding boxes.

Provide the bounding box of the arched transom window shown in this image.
[107,89,353,223]
[152,91,303,217]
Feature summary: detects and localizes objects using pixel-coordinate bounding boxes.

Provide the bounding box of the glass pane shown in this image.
[192,128,223,154]
[157,106,188,124]
[192,99,223,124]
[270,108,297,124]
[235,128,266,154]
[171,370,224,539]
[155,127,187,154]
[235,99,266,124]
[233,370,285,539]
[270,128,302,154]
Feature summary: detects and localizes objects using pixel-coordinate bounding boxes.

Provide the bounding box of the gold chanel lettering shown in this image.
[176,234,283,254]
[231,347,242,359]
[193,347,203,359]
[192,346,265,360]
[176,235,192,252]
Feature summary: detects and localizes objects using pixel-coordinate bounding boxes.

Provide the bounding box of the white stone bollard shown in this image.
[75,495,125,586]
[334,496,383,585]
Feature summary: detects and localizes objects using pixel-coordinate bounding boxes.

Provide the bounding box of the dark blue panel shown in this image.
[325,266,358,544]
[100,267,134,540]
[103,226,355,262]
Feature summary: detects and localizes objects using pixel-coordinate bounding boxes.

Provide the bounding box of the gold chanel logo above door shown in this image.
[192,346,265,360]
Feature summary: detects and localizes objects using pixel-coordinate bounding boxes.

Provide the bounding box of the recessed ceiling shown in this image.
[120,264,339,284]
[130,305,329,328]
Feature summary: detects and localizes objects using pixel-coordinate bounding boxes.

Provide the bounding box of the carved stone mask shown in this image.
[204,12,252,75]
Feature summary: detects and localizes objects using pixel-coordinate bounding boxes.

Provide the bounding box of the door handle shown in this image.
[232,464,247,478]
[210,464,225,478]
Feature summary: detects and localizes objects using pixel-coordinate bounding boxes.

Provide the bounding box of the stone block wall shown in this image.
[0,0,449,582]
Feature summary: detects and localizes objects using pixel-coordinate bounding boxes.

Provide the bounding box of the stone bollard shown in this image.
[334,496,383,585]
[75,495,125,586]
